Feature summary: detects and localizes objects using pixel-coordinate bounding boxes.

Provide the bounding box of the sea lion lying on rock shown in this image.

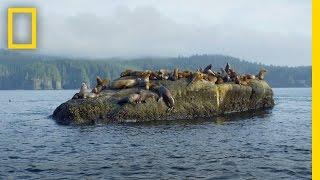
[120,69,151,78]
[188,70,218,86]
[188,71,205,86]
[178,70,193,79]
[117,90,157,105]
[117,93,141,105]
[243,74,256,80]
[235,75,250,86]
[72,83,99,99]
[110,76,149,90]
[157,69,170,80]
[138,90,158,103]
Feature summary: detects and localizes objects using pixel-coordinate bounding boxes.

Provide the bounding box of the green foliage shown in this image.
[0,50,311,89]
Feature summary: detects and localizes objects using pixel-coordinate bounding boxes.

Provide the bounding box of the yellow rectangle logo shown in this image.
[7,7,37,49]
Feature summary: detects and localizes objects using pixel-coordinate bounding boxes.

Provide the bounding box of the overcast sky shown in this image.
[0,0,311,66]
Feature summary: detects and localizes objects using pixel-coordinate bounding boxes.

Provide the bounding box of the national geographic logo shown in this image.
[7,7,37,49]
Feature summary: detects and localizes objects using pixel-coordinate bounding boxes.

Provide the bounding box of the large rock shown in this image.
[52,79,274,125]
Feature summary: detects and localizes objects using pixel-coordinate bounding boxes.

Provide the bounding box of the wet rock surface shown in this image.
[52,79,274,125]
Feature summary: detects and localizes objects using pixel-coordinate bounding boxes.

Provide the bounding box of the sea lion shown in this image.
[235,75,249,86]
[157,69,170,80]
[203,64,212,73]
[150,83,175,112]
[256,68,267,80]
[225,63,230,74]
[110,76,139,89]
[81,83,99,98]
[72,83,99,99]
[138,90,158,103]
[117,90,157,105]
[137,76,150,90]
[117,93,141,105]
[216,77,224,84]
[244,74,256,80]
[188,71,205,86]
[92,76,109,94]
[170,68,179,81]
[120,69,133,77]
[120,69,151,78]
[241,76,250,85]
[149,71,158,80]
[206,69,216,76]
[228,68,238,81]
[220,68,231,82]
[178,71,193,79]
[202,64,216,76]
[205,74,218,83]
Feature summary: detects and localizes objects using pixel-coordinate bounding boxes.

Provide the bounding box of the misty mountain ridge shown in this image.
[0,50,311,89]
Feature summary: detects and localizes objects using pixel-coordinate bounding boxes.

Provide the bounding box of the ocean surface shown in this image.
[0,88,311,179]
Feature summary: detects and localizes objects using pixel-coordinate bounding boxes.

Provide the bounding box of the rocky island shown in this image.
[52,64,275,125]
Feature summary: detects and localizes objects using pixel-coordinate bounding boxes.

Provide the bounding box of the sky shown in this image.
[0,0,311,66]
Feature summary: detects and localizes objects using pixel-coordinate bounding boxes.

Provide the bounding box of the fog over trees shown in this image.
[0,50,311,89]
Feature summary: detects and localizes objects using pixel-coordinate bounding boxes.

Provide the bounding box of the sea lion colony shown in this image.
[71,63,267,112]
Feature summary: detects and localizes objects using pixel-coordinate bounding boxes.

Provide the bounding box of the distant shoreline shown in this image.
[0,50,311,89]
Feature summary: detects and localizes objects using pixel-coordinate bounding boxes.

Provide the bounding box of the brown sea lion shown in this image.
[91,76,109,94]
[138,90,158,103]
[117,93,141,105]
[216,77,224,84]
[117,90,158,105]
[241,76,250,85]
[150,83,175,112]
[137,75,150,90]
[228,68,238,81]
[205,74,218,83]
[256,68,267,80]
[187,71,205,86]
[170,68,179,81]
[244,74,256,80]
[120,69,151,78]
[178,71,193,79]
[110,76,139,89]
[235,76,249,86]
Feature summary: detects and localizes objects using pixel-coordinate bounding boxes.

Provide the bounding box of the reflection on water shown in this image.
[0,88,311,179]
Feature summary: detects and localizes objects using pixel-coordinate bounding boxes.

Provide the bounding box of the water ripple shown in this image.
[0,88,311,179]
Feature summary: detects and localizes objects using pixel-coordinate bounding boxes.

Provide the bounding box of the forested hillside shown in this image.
[0,50,311,89]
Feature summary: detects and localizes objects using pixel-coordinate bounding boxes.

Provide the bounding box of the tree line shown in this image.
[0,50,311,89]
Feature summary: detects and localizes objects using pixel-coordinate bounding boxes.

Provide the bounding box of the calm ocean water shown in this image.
[0,88,311,179]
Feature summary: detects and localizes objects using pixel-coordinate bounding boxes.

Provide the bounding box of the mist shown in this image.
[0,0,311,66]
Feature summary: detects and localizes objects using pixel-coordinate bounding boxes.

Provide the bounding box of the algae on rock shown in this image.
[52,79,274,125]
